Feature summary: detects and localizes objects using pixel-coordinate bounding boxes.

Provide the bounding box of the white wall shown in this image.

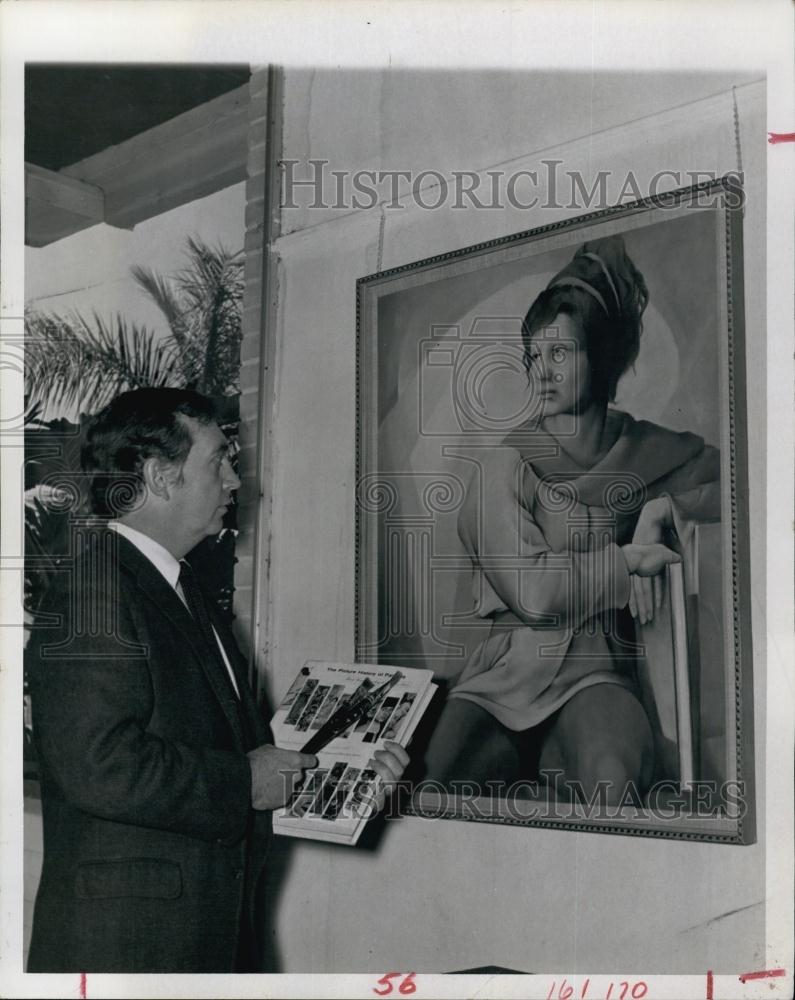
[258,70,766,973]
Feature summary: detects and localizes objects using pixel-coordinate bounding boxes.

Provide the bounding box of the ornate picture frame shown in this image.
[356,177,755,843]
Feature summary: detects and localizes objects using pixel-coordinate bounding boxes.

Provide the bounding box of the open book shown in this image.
[271,661,437,845]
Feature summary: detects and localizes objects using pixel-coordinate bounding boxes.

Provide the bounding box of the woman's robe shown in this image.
[449,409,720,730]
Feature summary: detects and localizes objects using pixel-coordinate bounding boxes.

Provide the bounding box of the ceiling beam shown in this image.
[63,84,250,230]
[25,163,106,248]
[26,84,250,247]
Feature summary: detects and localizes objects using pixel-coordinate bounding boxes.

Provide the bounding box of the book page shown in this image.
[271,661,433,756]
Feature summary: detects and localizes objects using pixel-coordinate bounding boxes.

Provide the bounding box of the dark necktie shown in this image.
[178,560,262,749]
[178,559,239,700]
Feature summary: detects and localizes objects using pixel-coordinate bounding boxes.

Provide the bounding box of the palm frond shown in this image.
[131,265,189,354]
[24,398,49,430]
[178,237,244,301]
[24,487,74,614]
[26,235,244,415]
[25,309,180,414]
[172,237,244,396]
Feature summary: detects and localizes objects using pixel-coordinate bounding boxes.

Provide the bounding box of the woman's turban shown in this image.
[547,234,648,328]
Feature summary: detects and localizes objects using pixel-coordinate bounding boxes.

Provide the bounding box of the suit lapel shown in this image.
[114,534,247,748]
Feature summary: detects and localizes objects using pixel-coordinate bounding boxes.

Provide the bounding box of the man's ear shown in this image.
[142,456,174,501]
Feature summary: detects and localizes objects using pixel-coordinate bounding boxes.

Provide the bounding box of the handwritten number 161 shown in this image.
[547,980,648,1000]
[373,972,417,996]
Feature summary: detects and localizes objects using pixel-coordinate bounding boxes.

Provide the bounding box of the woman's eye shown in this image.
[551,346,567,363]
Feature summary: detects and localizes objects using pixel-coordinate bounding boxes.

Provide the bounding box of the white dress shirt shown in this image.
[110,521,240,698]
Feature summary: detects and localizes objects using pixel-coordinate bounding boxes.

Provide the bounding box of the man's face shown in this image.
[168,417,240,548]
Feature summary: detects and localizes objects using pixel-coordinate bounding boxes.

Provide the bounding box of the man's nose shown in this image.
[224,462,242,491]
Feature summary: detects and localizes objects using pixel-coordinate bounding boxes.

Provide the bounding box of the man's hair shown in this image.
[81,387,217,516]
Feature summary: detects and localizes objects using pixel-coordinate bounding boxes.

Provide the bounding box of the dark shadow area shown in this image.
[26,65,251,170]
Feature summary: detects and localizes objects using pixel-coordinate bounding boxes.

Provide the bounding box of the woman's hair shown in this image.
[521,235,649,404]
[81,387,217,515]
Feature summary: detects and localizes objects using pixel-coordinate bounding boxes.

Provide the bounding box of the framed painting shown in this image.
[355,177,755,842]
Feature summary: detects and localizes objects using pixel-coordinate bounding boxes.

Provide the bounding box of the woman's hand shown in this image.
[621,541,681,626]
[627,497,675,625]
[632,496,673,546]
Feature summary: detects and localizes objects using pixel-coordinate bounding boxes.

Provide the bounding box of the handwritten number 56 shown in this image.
[373,972,417,995]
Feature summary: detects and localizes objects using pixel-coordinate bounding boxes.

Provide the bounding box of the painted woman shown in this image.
[424,235,720,804]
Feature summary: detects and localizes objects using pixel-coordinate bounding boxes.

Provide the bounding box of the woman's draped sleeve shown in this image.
[458,447,632,630]
[656,442,722,549]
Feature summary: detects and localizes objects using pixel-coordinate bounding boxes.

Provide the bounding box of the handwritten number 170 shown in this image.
[547,980,648,1000]
[373,972,417,996]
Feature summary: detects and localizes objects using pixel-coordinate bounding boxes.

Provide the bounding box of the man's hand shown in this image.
[367,740,411,814]
[372,740,410,788]
[247,744,317,811]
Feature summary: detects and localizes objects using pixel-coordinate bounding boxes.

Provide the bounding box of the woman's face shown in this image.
[526,312,593,418]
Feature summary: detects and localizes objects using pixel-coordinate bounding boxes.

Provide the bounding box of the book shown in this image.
[635,524,705,788]
[271,661,437,845]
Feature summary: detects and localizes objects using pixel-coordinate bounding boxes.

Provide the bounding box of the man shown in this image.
[27,388,408,973]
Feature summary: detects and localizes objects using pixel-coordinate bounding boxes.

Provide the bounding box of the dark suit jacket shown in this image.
[26,530,272,973]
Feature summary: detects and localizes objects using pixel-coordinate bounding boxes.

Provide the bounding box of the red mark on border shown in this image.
[738,968,786,983]
[373,973,417,996]
[706,969,713,999]
[79,972,87,998]
[768,132,795,144]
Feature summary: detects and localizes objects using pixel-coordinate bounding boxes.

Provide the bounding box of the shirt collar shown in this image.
[110,521,182,591]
